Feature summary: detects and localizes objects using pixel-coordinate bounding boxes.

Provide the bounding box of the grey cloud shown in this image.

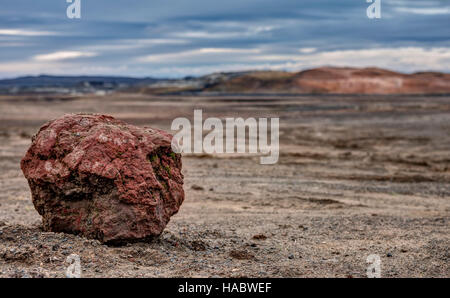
[0,0,448,78]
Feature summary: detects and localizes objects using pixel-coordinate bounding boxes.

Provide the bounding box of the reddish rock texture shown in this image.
[293,67,450,94]
[202,67,450,94]
[20,114,184,244]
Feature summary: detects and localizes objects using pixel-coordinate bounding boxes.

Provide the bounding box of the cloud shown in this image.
[0,61,65,75]
[138,48,261,63]
[298,48,316,54]
[128,38,188,45]
[79,39,189,52]
[139,46,450,73]
[171,25,277,39]
[249,47,450,73]
[33,51,98,62]
[0,1,449,77]
[131,46,450,76]
[172,31,241,39]
[1,46,449,78]
[0,42,27,47]
[0,29,57,36]
[394,7,450,15]
[0,60,131,78]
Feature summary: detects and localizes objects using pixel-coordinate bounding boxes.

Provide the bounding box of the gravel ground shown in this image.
[0,93,448,277]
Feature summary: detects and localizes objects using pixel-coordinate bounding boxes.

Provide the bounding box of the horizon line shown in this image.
[1,66,449,81]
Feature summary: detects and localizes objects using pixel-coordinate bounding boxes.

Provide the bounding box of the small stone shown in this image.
[191,184,204,191]
[298,225,308,231]
[387,252,393,257]
[252,234,267,240]
[288,254,294,259]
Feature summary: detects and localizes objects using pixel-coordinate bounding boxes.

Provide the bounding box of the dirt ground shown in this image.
[0,93,448,278]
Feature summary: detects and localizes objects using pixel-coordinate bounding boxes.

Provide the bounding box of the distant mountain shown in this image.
[2,67,450,95]
[133,67,450,95]
[199,67,450,95]
[0,75,161,94]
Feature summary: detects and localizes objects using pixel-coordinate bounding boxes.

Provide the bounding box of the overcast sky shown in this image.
[0,0,449,78]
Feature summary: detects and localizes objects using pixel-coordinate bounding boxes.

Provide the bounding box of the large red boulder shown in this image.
[20,114,184,244]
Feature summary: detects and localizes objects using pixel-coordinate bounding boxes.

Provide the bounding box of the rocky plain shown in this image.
[0,91,449,277]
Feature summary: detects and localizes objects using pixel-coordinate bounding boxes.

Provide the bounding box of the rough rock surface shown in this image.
[20,114,184,243]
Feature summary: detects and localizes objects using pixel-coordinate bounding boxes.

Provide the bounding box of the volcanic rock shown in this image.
[20,114,184,244]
